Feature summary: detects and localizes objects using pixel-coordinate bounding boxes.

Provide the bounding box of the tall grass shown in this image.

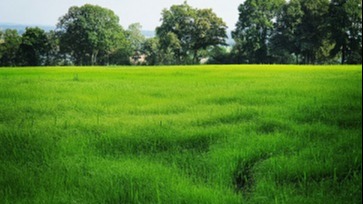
[0,65,361,203]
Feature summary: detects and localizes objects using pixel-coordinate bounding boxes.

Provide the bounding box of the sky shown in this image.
[0,0,243,30]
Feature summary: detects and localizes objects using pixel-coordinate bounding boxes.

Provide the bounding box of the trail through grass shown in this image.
[0,65,362,203]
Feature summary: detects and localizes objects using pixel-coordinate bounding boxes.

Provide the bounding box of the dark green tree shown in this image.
[207,46,234,64]
[17,27,48,66]
[157,3,195,64]
[191,9,228,63]
[296,0,331,64]
[43,31,63,66]
[270,0,304,64]
[57,4,129,65]
[232,0,285,64]
[0,30,3,57]
[0,29,21,66]
[0,30,4,64]
[156,2,227,64]
[328,0,362,64]
[142,37,162,65]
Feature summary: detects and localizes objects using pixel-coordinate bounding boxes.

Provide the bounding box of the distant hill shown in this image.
[0,23,154,37]
[0,23,234,45]
[0,23,55,34]
[142,30,155,39]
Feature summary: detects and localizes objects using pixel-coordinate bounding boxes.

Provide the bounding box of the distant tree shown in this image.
[270,0,304,64]
[17,27,48,66]
[142,37,161,65]
[191,8,228,63]
[107,43,132,65]
[57,4,129,65]
[328,0,362,64]
[127,23,146,53]
[0,30,3,53]
[296,0,331,64]
[44,31,62,66]
[157,3,196,64]
[232,0,285,64]
[156,2,227,64]
[207,46,234,64]
[270,0,351,64]
[0,29,21,66]
[159,32,183,64]
[0,30,4,63]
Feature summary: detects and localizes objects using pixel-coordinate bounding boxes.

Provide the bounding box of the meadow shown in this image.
[0,65,361,204]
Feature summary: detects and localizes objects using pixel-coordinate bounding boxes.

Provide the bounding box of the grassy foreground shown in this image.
[0,65,362,203]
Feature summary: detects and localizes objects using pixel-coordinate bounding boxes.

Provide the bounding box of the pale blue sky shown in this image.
[0,0,243,30]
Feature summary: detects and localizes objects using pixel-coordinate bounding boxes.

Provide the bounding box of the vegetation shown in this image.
[232,0,285,64]
[156,2,227,64]
[0,65,361,203]
[232,0,362,64]
[57,4,130,66]
[1,1,362,66]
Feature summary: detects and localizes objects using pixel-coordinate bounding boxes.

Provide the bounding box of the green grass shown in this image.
[0,65,361,203]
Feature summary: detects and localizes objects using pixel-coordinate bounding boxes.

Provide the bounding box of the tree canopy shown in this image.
[0,29,21,66]
[232,0,362,64]
[0,1,361,66]
[156,2,227,64]
[57,4,128,66]
[328,0,362,64]
[17,27,49,66]
[232,0,287,64]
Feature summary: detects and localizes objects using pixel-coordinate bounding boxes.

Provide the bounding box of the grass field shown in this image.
[0,65,362,203]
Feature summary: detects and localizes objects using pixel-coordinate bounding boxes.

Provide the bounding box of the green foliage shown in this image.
[142,37,163,65]
[44,31,64,66]
[329,0,362,64]
[297,0,331,64]
[270,0,304,64]
[127,23,146,53]
[0,65,361,203]
[17,27,49,66]
[157,2,227,64]
[233,0,285,64]
[1,1,362,66]
[207,46,235,64]
[0,29,21,66]
[234,0,362,64]
[57,4,129,66]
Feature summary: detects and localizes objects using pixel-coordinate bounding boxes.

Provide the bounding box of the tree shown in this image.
[207,46,234,64]
[0,30,4,62]
[17,27,48,66]
[44,31,63,66]
[142,37,161,65]
[160,32,183,64]
[0,29,21,66]
[270,0,304,64]
[191,9,228,63]
[232,0,285,64]
[0,30,3,56]
[127,23,146,53]
[270,0,347,64]
[295,0,331,64]
[328,0,362,64]
[156,2,227,64]
[57,4,128,65]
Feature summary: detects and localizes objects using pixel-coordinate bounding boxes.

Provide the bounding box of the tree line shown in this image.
[0,0,361,67]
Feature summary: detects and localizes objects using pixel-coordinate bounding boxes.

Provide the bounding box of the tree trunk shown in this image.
[193,50,199,64]
[341,43,346,64]
[91,50,99,66]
